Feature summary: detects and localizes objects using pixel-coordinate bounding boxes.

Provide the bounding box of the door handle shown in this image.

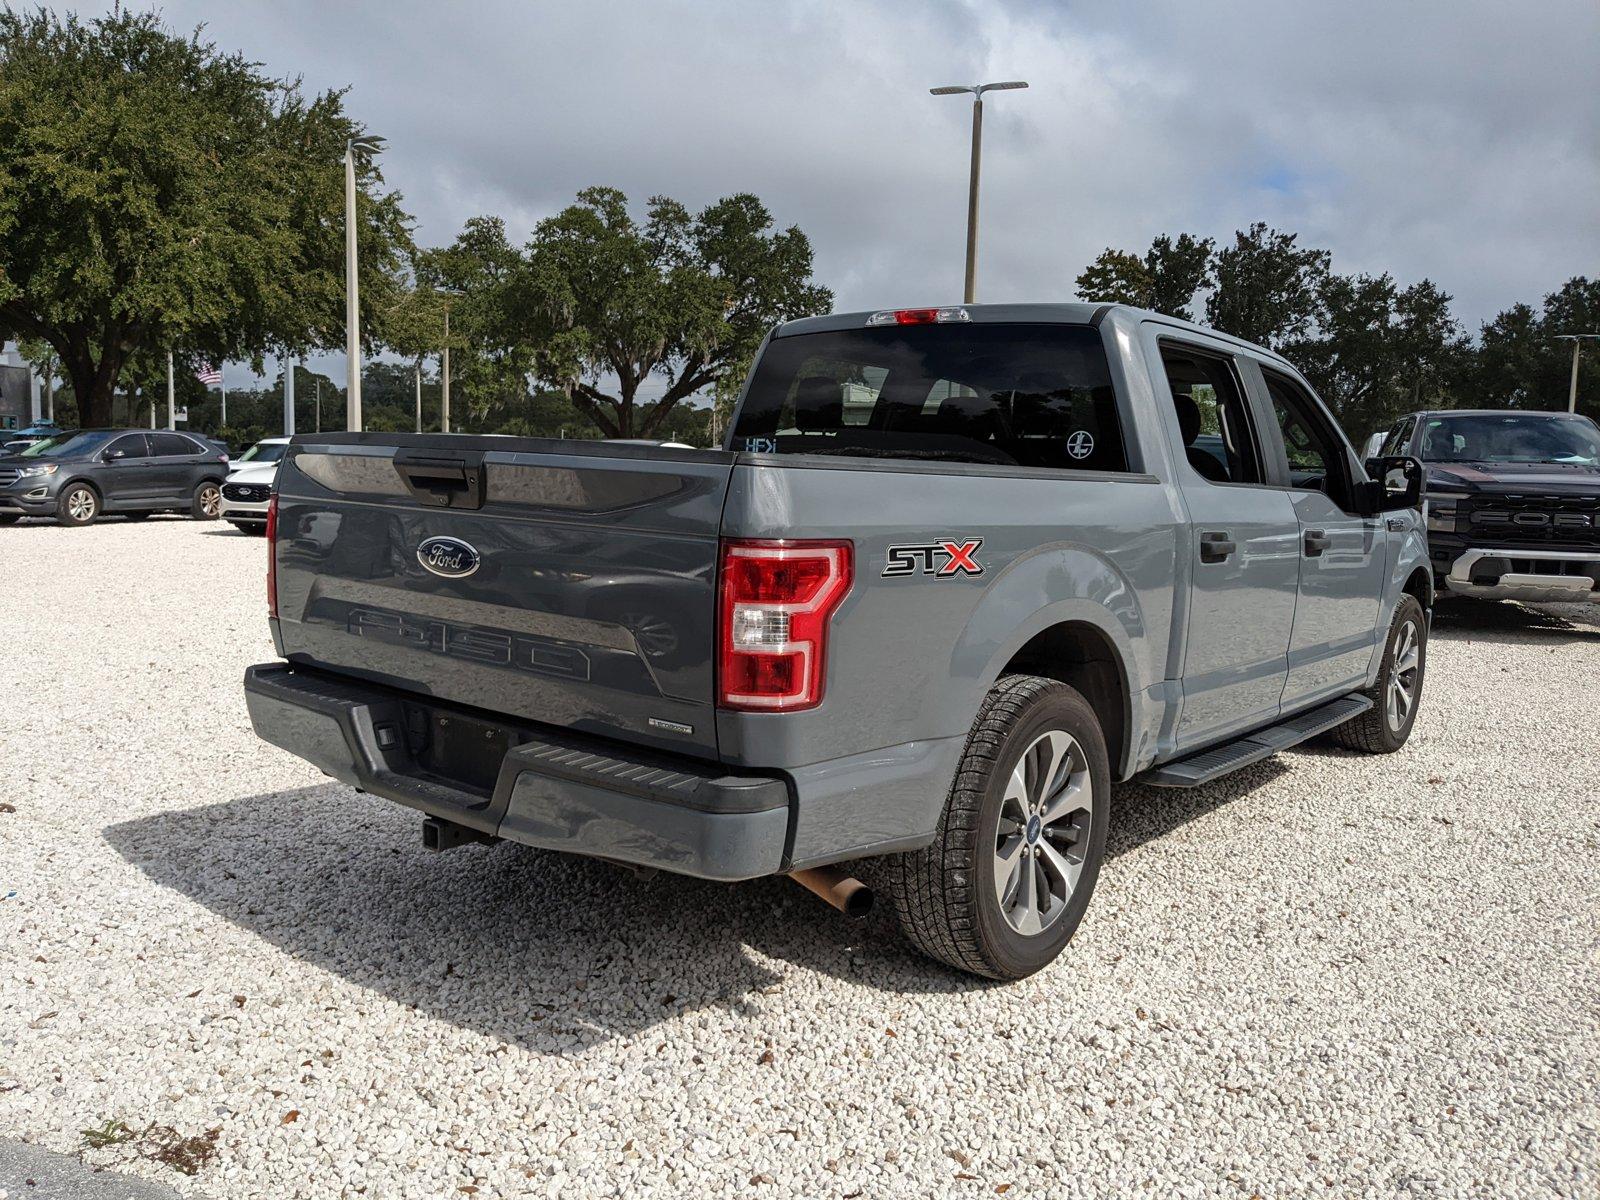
[1304,530,1331,557]
[1199,532,1237,563]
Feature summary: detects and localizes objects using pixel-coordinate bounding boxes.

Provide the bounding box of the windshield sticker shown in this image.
[1065,430,1095,460]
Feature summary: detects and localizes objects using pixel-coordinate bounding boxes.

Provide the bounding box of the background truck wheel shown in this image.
[0,513,19,525]
[56,483,100,526]
[1328,594,1427,753]
[124,511,152,521]
[877,674,1110,980]
[191,481,221,520]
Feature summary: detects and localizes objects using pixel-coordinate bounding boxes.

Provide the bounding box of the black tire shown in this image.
[876,675,1111,980]
[55,483,100,526]
[124,511,152,521]
[1328,594,1427,753]
[0,513,19,525]
[191,481,221,520]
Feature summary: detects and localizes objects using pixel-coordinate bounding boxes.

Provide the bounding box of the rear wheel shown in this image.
[877,675,1110,980]
[191,481,221,520]
[56,484,99,526]
[1329,594,1427,753]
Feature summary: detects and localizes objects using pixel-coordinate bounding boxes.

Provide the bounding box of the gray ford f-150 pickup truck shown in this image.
[245,302,1431,979]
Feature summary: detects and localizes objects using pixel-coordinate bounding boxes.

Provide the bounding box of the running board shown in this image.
[1142,694,1373,788]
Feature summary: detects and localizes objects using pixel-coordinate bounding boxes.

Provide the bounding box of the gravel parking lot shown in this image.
[1,517,1596,1199]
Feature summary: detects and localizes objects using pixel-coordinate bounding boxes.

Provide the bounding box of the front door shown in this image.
[1152,336,1301,750]
[98,433,159,504]
[1260,369,1388,709]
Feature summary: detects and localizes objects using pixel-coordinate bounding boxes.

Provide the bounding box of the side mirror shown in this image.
[1357,454,1423,514]
[102,449,124,462]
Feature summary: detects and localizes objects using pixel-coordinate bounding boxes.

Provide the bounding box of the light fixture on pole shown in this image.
[344,133,385,432]
[1554,333,1600,413]
[930,80,1028,304]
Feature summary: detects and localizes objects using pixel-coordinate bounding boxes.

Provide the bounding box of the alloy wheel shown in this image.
[67,488,96,522]
[992,729,1094,937]
[199,485,220,518]
[1386,618,1420,731]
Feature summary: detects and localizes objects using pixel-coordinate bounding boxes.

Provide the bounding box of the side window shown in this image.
[1263,371,1351,505]
[106,434,150,459]
[1380,416,1414,457]
[151,432,198,456]
[1157,343,1263,485]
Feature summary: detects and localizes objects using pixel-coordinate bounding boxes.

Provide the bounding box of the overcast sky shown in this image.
[72,0,1600,392]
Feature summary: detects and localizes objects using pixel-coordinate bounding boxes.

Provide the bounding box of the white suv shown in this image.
[219,437,288,532]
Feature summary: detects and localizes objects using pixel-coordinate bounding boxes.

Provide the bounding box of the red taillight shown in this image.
[265,494,279,618]
[717,539,852,712]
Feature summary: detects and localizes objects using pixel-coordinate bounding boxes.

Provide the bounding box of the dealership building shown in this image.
[0,343,44,434]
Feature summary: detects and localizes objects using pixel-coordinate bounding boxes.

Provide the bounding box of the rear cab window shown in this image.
[731,323,1129,473]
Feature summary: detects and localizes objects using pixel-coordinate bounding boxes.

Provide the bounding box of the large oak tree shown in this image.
[0,10,411,426]
[509,187,832,439]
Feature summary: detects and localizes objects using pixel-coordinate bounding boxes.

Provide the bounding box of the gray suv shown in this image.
[0,429,230,526]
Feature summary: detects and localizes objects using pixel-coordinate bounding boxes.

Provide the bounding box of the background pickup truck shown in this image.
[245,302,1431,980]
[1366,408,1600,604]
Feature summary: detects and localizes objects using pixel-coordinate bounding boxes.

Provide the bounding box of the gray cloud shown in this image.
[73,0,1600,391]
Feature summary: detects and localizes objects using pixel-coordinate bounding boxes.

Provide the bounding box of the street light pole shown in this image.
[441,302,452,434]
[1554,334,1600,413]
[166,350,175,429]
[344,133,385,432]
[931,81,1028,304]
[283,359,296,436]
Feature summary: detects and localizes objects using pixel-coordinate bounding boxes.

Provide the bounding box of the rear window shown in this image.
[731,323,1128,471]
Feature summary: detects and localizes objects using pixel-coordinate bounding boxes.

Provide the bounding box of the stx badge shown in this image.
[883,538,985,578]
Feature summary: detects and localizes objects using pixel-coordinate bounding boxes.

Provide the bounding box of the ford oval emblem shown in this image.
[417,535,480,578]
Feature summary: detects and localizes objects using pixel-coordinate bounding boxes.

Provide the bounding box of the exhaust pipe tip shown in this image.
[789,865,874,919]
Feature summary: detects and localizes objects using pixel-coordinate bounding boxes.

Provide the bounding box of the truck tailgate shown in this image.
[271,434,734,758]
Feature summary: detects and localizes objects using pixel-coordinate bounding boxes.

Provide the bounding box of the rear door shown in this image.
[1150,335,1301,750]
[272,435,735,757]
[149,432,206,501]
[1256,367,1388,709]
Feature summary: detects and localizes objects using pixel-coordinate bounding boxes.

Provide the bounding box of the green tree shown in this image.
[1471,277,1600,417]
[0,10,412,427]
[1285,273,1467,438]
[1074,233,1213,319]
[513,187,832,438]
[417,217,538,425]
[1206,223,1330,348]
[1074,249,1151,308]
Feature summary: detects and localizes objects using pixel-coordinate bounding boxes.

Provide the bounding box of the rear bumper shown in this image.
[243,663,791,880]
[1443,547,1600,603]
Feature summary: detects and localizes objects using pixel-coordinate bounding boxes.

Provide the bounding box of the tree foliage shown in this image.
[1074,233,1213,320]
[507,187,832,438]
[0,10,412,426]
[1205,223,1330,348]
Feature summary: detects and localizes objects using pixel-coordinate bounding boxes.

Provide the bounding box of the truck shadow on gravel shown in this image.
[104,768,1278,1053]
[1429,598,1600,645]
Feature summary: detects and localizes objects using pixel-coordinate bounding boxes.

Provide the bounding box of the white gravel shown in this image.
[1,516,1597,1199]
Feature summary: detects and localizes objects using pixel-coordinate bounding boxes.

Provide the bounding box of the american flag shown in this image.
[196,363,223,387]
